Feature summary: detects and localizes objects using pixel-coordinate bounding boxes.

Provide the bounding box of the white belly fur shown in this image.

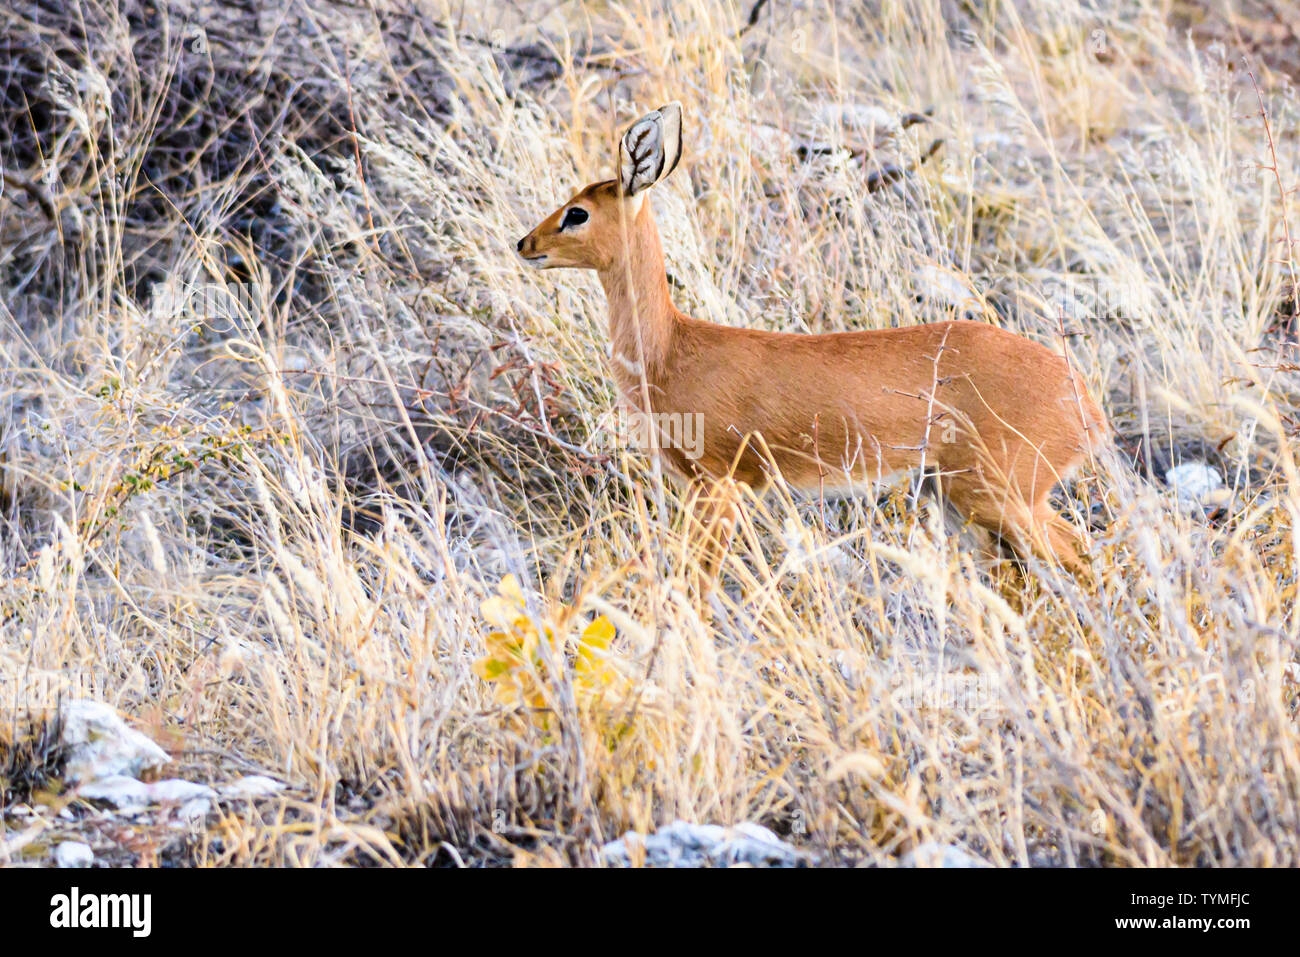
[789,470,915,501]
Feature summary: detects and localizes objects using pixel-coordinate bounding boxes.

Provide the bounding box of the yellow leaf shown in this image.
[580,615,615,650]
[479,596,516,629]
[480,575,529,628]
[575,616,621,689]
[498,574,525,606]
[481,630,523,659]
[473,656,515,681]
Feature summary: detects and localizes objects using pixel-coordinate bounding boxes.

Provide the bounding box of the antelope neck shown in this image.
[596,202,679,378]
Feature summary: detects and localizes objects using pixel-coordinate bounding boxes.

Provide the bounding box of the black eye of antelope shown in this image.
[561,206,589,230]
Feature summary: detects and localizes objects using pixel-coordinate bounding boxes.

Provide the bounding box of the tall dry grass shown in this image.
[1,0,1298,865]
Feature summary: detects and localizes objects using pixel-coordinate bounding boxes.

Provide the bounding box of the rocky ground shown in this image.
[2,0,1299,866]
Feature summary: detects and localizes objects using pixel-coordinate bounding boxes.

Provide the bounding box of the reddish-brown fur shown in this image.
[519,129,1109,578]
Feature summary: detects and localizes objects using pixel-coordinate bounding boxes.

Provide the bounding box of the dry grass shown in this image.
[1,0,1298,866]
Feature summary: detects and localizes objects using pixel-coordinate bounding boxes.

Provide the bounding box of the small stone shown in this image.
[79,776,215,812]
[79,775,151,810]
[900,842,991,868]
[147,779,217,804]
[175,797,212,822]
[600,820,811,868]
[53,841,94,868]
[912,264,981,312]
[1165,462,1230,514]
[219,775,286,799]
[60,700,170,784]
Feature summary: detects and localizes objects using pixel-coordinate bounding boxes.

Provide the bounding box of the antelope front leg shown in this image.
[682,476,742,588]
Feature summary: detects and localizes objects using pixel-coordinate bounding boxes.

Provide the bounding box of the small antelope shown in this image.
[517,103,1109,577]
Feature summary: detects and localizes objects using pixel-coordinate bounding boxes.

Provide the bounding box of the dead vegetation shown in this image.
[0,0,1298,866]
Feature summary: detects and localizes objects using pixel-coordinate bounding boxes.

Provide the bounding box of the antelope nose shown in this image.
[516,237,526,252]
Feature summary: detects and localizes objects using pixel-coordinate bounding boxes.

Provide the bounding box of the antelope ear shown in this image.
[619,102,683,197]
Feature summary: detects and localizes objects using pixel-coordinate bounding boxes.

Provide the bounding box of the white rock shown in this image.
[713,822,809,866]
[600,819,810,868]
[79,775,215,811]
[714,116,793,165]
[78,775,152,810]
[148,779,217,804]
[1165,462,1230,512]
[913,264,981,311]
[900,842,991,868]
[809,102,922,147]
[175,797,212,822]
[219,775,286,799]
[60,700,169,783]
[53,841,94,868]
